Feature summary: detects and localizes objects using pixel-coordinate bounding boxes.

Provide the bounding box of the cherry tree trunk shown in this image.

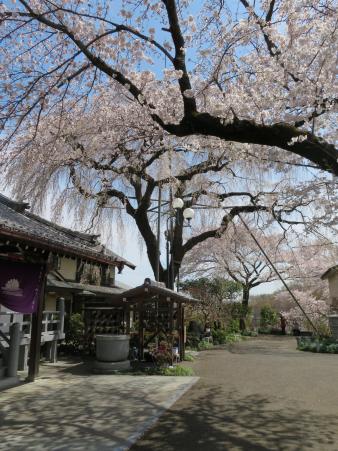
[240,286,250,331]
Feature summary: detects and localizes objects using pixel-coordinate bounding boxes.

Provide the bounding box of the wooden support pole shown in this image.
[126,306,130,335]
[179,304,185,361]
[168,298,174,364]
[57,298,65,336]
[177,302,181,359]
[27,265,47,382]
[138,303,144,361]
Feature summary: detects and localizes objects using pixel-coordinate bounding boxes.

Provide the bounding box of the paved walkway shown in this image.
[132,337,338,451]
[0,360,198,451]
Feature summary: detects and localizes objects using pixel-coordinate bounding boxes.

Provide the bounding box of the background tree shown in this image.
[283,239,338,294]
[281,291,330,335]
[181,224,289,328]
[179,277,242,346]
[260,305,279,330]
[180,276,241,327]
[250,238,338,329]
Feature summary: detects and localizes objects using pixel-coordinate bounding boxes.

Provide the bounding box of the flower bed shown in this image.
[297,337,338,354]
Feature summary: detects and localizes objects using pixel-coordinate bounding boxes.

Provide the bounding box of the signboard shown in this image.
[0,260,45,313]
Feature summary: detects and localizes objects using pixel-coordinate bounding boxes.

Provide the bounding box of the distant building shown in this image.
[321,266,338,312]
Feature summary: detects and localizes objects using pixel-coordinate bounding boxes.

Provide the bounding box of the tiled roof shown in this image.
[114,278,200,304]
[321,265,338,280]
[0,194,135,269]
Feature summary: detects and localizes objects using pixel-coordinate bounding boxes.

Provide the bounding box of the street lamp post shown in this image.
[155,186,162,282]
[165,197,194,290]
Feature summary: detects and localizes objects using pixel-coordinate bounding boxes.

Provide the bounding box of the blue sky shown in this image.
[113,218,283,294]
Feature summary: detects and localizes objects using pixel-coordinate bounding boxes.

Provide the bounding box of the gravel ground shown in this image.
[132,336,338,451]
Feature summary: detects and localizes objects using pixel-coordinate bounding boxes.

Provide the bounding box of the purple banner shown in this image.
[0,260,45,313]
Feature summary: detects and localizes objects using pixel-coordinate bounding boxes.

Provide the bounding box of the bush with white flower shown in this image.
[281,290,330,336]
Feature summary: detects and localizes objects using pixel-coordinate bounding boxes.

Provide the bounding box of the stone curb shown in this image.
[115,376,200,451]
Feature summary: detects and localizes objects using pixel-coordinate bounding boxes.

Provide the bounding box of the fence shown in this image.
[0,300,65,378]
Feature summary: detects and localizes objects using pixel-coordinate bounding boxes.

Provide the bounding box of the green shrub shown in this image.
[258,327,272,334]
[212,328,228,344]
[212,328,244,344]
[186,333,201,349]
[183,354,194,362]
[242,330,258,337]
[309,342,319,352]
[297,337,338,353]
[198,340,214,351]
[327,343,338,353]
[65,313,85,351]
[260,305,278,329]
[161,365,194,376]
[187,320,204,336]
[226,318,241,334]
[225,333,242,343]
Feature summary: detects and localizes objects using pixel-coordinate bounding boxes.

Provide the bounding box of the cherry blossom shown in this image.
[0,0,336,171]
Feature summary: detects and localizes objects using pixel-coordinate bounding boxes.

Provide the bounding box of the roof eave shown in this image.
[0,226,130,267]
[321,266,338,280]
[117,283,199,304]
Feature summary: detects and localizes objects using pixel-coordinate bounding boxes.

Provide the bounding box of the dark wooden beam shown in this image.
[169,300,174,365]
[138,303,144,361]
[27,263,48,382]
[126,305,130,335]
[179,304,185,361]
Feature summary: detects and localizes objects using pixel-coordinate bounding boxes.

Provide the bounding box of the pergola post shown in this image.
[138,303,144,361]
[179,303,185,361]
[168,297,174,363]
[126,305,130,335]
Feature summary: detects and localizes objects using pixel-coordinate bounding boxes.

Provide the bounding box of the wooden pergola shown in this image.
[111,278,199,361]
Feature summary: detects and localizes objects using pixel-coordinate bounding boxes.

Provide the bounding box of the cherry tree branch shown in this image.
[5,1,338,174]
[162,0,197,116]
[183,205,269,255]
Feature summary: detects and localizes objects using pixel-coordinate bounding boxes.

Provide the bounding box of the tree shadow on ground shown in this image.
[131,384,338,451]
[227,343,303,357]
[225,337,309,358]
[0,375,194,451]
[38,357,95,379]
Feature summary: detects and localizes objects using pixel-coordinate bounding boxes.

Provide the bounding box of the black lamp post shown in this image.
[165,197,194,290]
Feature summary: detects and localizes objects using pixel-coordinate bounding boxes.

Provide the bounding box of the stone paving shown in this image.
[0,360,198,451]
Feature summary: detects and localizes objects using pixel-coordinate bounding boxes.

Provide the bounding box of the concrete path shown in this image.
[0,361,198,451]
[132,337,338,451]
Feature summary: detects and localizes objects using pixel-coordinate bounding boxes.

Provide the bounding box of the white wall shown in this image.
[328,273,338,309]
